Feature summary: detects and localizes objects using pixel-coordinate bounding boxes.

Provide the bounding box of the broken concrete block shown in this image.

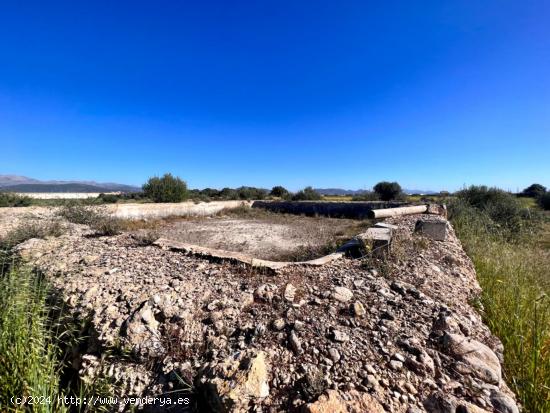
[426,203,448,218]
[374,222,398,230]
[357,227,392,256]
[415,220,447,241]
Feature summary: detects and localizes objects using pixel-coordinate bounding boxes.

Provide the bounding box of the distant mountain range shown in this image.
[314,188,438,196]
[0,175,437,195]
[0,175,140,193]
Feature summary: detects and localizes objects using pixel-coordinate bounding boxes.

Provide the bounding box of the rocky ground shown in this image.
[11,211,519,413]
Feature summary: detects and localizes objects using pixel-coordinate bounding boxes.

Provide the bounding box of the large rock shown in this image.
[305,390,384,413]
[332,286,353,303]
[199,350,270,412]
[121,300,163,359]
[442,333,501,384]
[490,389,519,413]
[423,392,491,413]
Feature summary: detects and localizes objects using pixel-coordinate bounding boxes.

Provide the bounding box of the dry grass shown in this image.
[452,210,550,412]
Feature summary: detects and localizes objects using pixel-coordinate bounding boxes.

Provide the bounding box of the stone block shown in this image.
[415,220,447,241]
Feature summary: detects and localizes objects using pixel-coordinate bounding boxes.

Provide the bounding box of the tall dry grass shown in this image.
[450,187,549,412]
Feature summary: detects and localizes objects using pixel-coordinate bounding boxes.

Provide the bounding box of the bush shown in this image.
[0,192,32,207]
[0,221,65,251]
[97,193,119,203]
[451,185,536,237]
[57,204,121,236]
[521,183,546,198]
[537,192,550,211]
[270,186,289,198]
[58,203,100,225]
[89,216,122,236]
[236,186,268,200]
[292,187,322,201]
[219,188,238,200]
[142,173,188,203]
[373,181,402,201]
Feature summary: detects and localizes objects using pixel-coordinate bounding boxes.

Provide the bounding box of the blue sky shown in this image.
[1,1,549,191]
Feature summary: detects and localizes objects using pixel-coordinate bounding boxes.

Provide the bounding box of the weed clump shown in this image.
[0,221,65,251]
[0,192,32,207]
[57,204,122,236]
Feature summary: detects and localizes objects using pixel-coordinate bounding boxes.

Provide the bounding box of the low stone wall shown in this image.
[110,200,251,220]
[251,200,405,219]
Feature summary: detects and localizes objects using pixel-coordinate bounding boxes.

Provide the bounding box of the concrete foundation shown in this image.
[251,201,404,219]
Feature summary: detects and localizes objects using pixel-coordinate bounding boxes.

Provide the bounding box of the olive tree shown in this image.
[142,173,188,203]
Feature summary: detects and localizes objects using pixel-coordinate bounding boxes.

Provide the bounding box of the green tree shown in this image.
[537,192,550,210]
[270,186,289,198]
[142,173,188,203]
[292,186,322,201]
[521,183,547,198]
[373,181,402,201]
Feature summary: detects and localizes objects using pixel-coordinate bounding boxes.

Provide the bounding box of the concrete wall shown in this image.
[15,192,120,199]
[110,200,251,220]
[251,200,406,219]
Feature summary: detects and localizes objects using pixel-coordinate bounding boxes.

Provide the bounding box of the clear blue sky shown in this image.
[1,1,549,191]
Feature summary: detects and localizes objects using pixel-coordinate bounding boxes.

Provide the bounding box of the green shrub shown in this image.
[58,204,121,236]
[0,221,65,251]
[292,187,322,201]
[537,192,550,211]
[373,181,402,201]
[142,173,188,203]
[219,188,238,200]
[89,216,122,236]
[97,193,119,203]
[236,186,268,200]
[0,192,32,207]
[58,203,101,225]
[452,185,537,238]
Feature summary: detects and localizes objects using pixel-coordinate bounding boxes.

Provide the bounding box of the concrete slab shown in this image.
[153,238,344,271]
[374,222,399,230]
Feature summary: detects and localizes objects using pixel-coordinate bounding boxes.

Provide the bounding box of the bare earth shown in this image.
[148,210,372,261]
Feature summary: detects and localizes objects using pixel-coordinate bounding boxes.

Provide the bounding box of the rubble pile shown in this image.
[15,214,519,412]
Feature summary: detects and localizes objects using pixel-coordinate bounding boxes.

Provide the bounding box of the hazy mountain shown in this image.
[0,175,140,192]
